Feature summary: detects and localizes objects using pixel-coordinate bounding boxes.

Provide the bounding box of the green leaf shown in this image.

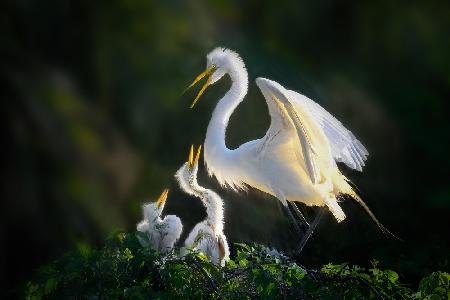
[123,248,134,261]
[227,259,236,268]
[385,270,399,283]
[239,258,248,267]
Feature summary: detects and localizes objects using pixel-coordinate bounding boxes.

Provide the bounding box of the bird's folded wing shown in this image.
[286,90,369,171]
[275,93,321,184]
[256,78,320,184]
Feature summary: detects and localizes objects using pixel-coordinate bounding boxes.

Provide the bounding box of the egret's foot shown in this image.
[296,207,326,254]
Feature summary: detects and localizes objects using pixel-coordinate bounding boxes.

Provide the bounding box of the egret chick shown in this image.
[176,145,230,266]
[136,189,183,253]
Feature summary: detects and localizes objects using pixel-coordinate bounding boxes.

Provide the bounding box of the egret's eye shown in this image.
[212,64,217,69]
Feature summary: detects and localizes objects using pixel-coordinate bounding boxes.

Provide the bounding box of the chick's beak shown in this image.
[195,145,202,164]
[156,189,169,209]
[188,145,194,169]
[188,144,202,171]
[184,65,216,108]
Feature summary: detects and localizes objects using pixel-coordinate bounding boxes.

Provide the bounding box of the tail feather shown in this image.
[350,192,400,240]
[334,171,401,240]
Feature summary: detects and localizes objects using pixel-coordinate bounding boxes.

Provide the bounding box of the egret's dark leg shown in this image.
[283,204,305,236]
[296,207,326,254]
[289,202,309,228]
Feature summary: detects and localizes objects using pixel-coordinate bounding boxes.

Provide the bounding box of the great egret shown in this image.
[185,47,391,250]
[136,189,183,253]
[176,145,230,266]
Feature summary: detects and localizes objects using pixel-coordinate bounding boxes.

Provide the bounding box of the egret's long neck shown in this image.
[204,191,224,233]
[190,181,224,234]
[176,166,224,233]
[205,67,248,152]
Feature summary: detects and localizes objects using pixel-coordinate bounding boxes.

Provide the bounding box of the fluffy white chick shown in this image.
[176,145,229,266]
[136,189,183,253]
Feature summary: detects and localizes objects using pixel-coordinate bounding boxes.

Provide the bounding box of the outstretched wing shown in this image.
[256,78,324,184]
[286,90,369,171]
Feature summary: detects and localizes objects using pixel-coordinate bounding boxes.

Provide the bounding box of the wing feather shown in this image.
[286,90,369,171]
[276,97,320,183]
[256,78,322,184]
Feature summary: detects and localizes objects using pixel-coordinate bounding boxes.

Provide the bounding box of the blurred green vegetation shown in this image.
[1,0,449,297]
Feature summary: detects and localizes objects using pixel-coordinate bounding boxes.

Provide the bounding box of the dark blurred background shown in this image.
[2,0,449,296]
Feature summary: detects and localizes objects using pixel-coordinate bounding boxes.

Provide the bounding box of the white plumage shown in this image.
[136,189,183,253]
[284,89,368,171]
[186,47,390,237]
[176,145,230,266]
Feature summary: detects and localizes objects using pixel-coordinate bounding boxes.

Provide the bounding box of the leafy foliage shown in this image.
[26,232,449,299]
[414,271,450,300]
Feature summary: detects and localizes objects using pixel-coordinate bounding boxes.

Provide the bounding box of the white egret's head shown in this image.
[175,145,201,195]
[205,48,233,84]
[142,189,169,221]
[185,47,245,108]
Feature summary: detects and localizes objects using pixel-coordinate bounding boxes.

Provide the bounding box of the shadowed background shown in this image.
[2,0,449,296]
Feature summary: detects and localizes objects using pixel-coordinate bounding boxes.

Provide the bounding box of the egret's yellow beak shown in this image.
[188,144,202,170]
[156,189,169,209]
[184,65,217,108]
